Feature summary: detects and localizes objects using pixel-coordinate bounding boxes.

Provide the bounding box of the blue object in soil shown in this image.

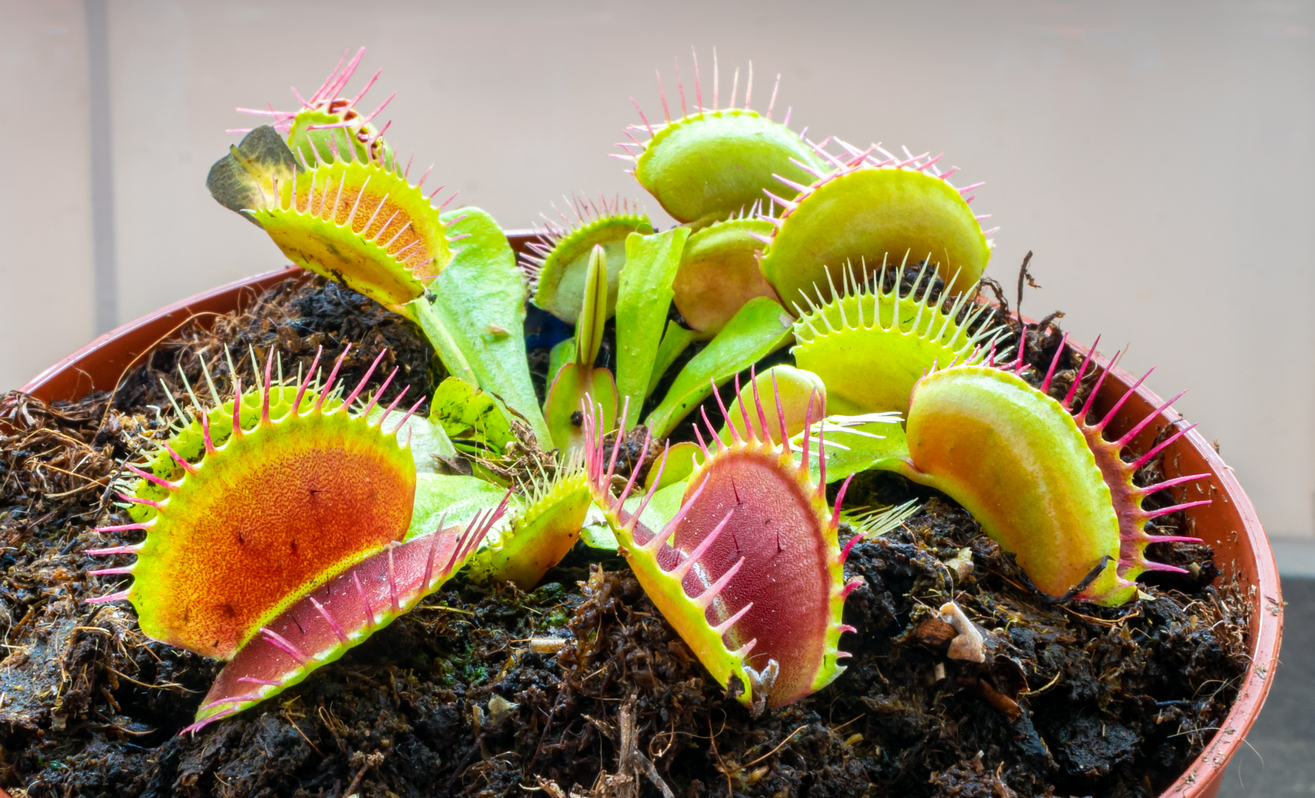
[524,304,574,351]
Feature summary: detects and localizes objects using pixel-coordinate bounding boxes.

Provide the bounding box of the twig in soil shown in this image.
[994,762,1020,798]
[741,724,808,769]
[91,713,158,736]
[94,460,129,520]
[527,777,570,798]
[529,693,563,770]
[284,710,324,756]
[35,462,109,499]
[708,716,733,798]
[105,665,197,694]
[617,700,675,798]
[342,751,387,798]
[9,604,38,636]
[826,714,863,737]
[1059,602,1140,628]
[414,603,477,615]
[1015,251,1037,326]
[1019,670,1062,698]
[318,705,351,755]
[45,482,108,499]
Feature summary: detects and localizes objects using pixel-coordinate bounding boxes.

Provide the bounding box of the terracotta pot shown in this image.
[17,234,1283,798]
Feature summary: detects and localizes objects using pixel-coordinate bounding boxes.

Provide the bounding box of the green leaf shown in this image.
[576,245,609,367]
[407,473,509,541]
[420,208,551,446]
[547,338,575,384]
[615,228,689,427]
[717,365,825,444]
[366,403,458,473]
[622,479,688,535]
[584,474,690,551]
[543,364,618,453]
[645,441,701,491]
[543,245,622,453]
[404,297,478,387]
[286,109,394,170]
[430,377,517,460]
[647,321,702,397]
[793,417,909,484]
[644,297,794,438]
[579,506,619,550]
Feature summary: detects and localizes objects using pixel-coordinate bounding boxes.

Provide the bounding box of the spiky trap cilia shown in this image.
[581,396,865,711]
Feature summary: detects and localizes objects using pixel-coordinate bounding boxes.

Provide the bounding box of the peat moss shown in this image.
[0,273,1248,797]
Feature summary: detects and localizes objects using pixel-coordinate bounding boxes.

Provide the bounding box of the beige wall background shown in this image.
[1,0,1311,536]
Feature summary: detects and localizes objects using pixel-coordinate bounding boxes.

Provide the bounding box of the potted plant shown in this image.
[1,49,1280,798]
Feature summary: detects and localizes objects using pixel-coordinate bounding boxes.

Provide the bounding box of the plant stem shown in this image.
[400,297,479,386]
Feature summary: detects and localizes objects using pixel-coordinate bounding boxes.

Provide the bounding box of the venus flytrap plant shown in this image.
[230,48,397,169]
[89,347,426,660]
[790,259,1006,415]
[647,321,701,398]
[125,349,338,523]
[186,503,508,732]
[755,138,996,307]
[632,361,836,493]
[427,376,520,471]
[614,228,689,424]
[716,365,825,444]
[521,196,653,323]
[715,366,905,485]
[526,97,811,442]
[672,206,779,335]
[605,42,1206,609]
[87,49,1227,746]
[238,135,457,307]
[406,471,511,539]
[525,209,797,444]
[208,52,551,446]
[617,49,825,228]
[857,340,1209,605]
[526,217,789,437]
[582,398,867,712]
[388,454,595,591]
[892,362,1131,602]
[643,297,797,438]
[205,50,395,229]
[465,463,593,590]
[207,122,474,384]
[543,244,619,451]
[204,126,301,228]
[429,207,552,446]
[87,344,549,732]
[534,218,793,445]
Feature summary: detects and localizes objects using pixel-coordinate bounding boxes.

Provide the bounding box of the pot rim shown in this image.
[15,242,1282,798]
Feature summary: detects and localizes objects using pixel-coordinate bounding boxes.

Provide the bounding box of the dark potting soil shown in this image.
[0,273,1250,798]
